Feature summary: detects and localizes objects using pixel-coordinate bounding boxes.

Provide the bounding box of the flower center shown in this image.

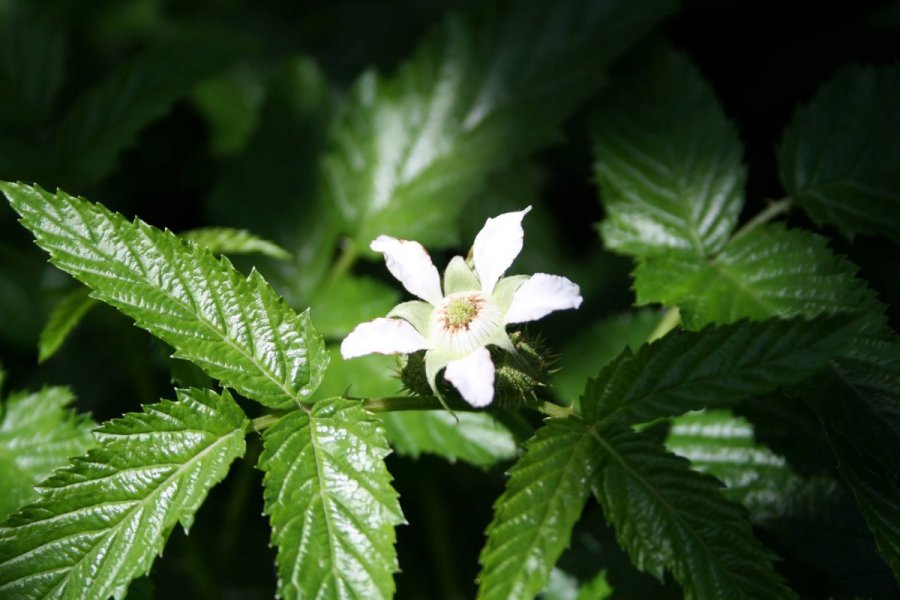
[442,295,482,331]
[429,292,503,358]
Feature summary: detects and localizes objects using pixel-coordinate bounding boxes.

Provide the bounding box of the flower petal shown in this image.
[504,273,583,324]
[444,347,495,407]
[472,206,532,295]
[371,235,443,305]
[341,318,429,358]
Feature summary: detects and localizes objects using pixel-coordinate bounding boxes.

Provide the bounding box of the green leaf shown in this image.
[540,568,613,600]
[180,227,292,260]
[53,35,238,185]
[588,421,795,599]
[477,418,601,600]
[593,47,745,257]
[259,398,404,600]
[634,224,879,329]
[778,65,900,243]
[309,276,400,340]
[382,411,518,468]
[554,309,662,403]
[324,0,676,248]
[37,287,96,363]
[2,183,328,409]
[665,409,839,522]
[581,315,857,426]
[0,388,248,600]
[0,386,95,521]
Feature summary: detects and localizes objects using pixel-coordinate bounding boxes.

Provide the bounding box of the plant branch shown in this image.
[729,198,792,244]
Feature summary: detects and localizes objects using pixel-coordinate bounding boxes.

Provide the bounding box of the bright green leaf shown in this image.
[634,224,879,329]
[478,418,601,600]
[2,183,328,409]
[324,0,676,248]
[778,65,900,243]
[180,227,292,260]
[593,47,745,257]
[259,398,404,600]
[581,315,857,426]
[0,388,248,600]
[0,386,95,521]
[38,287,96,363]
[588,421,796,599]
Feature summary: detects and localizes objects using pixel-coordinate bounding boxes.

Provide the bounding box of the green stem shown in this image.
[647,307,681,343]
[250,412,289,432]
[729,198,792,244]
[324,239,359,288]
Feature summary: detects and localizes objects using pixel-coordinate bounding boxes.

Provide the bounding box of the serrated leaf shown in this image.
[665,409,839,523]
[38,287,96,363]
[588,421,795,599]
[778,65,900,243]
[382,411,518,468]
[580,315,857,426]
[180,227,292,260]
[634,223,879,329]
[324,0,676,248]
[0,386,95,521]
[0,388,248,600]
[259,398,404,600]
[593,47,745,257]
[477,418,601,600]
[3,183,328,409]
[53,35,238,185]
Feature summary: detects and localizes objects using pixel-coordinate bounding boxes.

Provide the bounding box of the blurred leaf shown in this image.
[383,411,517,469]
[554,309,661,403]
[778,65,900,243]
[540,568,613,600]
[0,385,95,521]
[580,315,858,425]
[309,275,400,340]
[665,409,840,522]
[3,183,328,409]
[38,287,96,363]
[593,47,745,257]
[478,418,601,600]
[325,0,677,248]
[192,65,265,156]
[259,399,403,600]
[0,388,247,600]
[53,33,239,185]
[634,224,879,329]
[0,244,49,348]
[180,227,292,260]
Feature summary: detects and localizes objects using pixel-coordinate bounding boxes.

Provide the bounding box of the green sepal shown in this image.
[387,301,434,337]
[444,255,481,294]
[493,275,529,314]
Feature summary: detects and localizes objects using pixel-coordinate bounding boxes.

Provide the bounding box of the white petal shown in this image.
[444,347,495,407]
[371,235,443,305]
[341,318,429,358]
[472,206,532,295]
[504,273,583,324]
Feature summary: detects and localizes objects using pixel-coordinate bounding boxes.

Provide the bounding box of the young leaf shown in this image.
[477,418,601,600]
[259,398,404,600]
[588,421,796,599]
[324,0,677,248]
[0,388,248,600]
[180,227,292,260]
[2,183,327,409]
[593,47,745,258]
[581,315,857,426]
[0,386,94,521]
[53,35,239,185]
[634,224,879,329]
[778,65,900,243]
[37,287,96,363]
[382,411,518,468]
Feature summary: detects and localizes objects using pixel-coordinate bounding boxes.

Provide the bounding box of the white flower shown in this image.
[340,207,582,407]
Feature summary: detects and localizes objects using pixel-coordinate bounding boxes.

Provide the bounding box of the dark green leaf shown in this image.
[0,388,248,600]
[0,386,94,521]
[478,418,601,600]
[778,65,900,243]
[38,287,96,363]
[593,47,745,257]
[3,183,328,409]
[259,399,403,599]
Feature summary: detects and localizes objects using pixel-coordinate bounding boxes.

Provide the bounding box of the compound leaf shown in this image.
[259,399,403,600]
[478,418,601,600]
[3,183,327,409]
[778,65,900,243]
[0,388,248,600]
